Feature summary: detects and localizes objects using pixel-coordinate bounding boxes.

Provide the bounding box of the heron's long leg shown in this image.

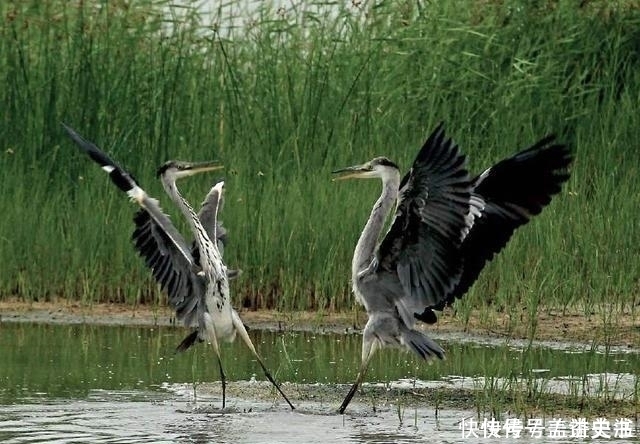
[338,338,378,414]
[207,328,227,409]
[253,353,295,410]
[217,355,227,409]
[338,367,368,414]
[231,312,295,410]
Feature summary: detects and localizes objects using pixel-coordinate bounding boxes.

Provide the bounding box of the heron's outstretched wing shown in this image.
[416,136,572,321]
[198,184,228,255]
[452,137,571,303]
[190,182,242,279]
[374,123,479,327]
[62,124,204,327]
[132,209,204,327]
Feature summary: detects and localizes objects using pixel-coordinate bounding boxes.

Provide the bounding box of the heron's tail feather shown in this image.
[401,328,445,361]
[175,330,202,353]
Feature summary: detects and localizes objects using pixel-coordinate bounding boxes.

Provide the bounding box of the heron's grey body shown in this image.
[161,177,235,347]
[351,169,446,364]
[156,175,232,340]
[62,124,294,410]
[335,123,572,413]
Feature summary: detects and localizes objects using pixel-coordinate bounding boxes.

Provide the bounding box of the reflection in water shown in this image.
[1,322,638,403]
[0,323,638,442]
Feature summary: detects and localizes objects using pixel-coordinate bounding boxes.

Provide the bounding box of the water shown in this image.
[0,322,638,442]
[0,392,477,444]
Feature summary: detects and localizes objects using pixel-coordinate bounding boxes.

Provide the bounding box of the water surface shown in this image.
[0,322,638,443]
[2,322,638,401]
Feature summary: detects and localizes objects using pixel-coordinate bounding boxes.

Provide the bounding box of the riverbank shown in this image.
[1,299,637,348]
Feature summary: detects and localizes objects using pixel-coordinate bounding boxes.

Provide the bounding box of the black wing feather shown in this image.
[63,123,204,328]
[132,209,204,327]
[376,123,475,323]
[418,136,572,318]
[62,123,141,192]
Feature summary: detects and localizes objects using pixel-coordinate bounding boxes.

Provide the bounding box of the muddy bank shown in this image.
[167,378,640,419]
[0,299,638,348]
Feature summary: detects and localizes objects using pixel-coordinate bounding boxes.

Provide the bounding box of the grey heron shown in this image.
[62,124,294,410]
[333,123,572,414]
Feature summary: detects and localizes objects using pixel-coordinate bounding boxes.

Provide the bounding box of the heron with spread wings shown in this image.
[62,124,294,410]
[333,123,572,413]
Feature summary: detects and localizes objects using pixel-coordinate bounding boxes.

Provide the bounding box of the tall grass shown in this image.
[1,0,639,313]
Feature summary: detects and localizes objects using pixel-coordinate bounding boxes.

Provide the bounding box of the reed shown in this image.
[1,0,639,317]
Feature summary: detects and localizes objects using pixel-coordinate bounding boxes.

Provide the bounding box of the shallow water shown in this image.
[0,323,638,442]
[0,389,481,444]
[2,387,638,444]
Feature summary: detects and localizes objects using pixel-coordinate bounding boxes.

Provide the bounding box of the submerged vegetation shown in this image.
[1,0,640,325]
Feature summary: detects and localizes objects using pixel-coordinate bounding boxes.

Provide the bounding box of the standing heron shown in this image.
[333,123,572,414]
[62,124,294,410]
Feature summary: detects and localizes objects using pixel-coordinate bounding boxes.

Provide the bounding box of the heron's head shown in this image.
[332,157,399,181]
[156,160,223,181]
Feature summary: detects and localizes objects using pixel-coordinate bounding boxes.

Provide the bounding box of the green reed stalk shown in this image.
[1,0,639,315]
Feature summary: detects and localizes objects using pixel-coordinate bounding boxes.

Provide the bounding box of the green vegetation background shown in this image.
[1,0,639,318]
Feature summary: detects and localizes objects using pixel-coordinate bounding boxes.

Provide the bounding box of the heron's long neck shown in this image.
[353,173,400,275]
[163,180,219,274]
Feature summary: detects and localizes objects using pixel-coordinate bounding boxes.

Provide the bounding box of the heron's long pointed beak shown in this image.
[185,160,224,174]
[165,160,224,180]
[331,164,370,181]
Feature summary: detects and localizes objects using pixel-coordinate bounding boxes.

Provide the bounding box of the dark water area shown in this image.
[1,322,638,403]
